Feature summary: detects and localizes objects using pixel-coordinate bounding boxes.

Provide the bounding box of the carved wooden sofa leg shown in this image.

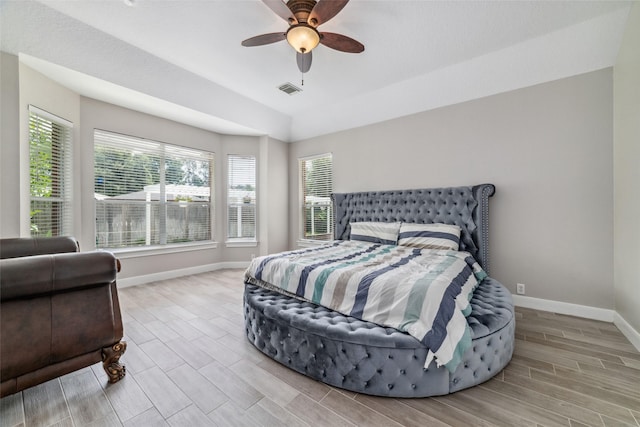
[102,341,127,383]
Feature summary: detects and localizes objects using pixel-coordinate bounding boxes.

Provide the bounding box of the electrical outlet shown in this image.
[516,283,526,295]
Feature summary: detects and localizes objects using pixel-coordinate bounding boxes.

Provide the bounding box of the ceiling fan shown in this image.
[242,0,364,74]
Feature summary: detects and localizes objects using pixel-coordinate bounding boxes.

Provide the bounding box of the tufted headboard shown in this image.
[332,184,496,274]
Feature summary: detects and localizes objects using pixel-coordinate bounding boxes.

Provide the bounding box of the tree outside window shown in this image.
[301,154,333,241]
[29,107,72,237]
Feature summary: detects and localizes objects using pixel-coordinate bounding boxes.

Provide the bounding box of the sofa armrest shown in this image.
[0,237,79,259]
[0,251,118,302]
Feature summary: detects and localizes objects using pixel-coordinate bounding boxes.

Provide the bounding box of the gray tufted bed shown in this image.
[244,184,514,397]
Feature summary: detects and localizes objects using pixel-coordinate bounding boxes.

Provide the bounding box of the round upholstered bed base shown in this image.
[243,278,514,398]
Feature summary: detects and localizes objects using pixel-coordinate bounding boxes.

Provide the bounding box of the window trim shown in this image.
[225,239,258,248]
[93,129,215,251]
[226,154,257,243]
[28,105,73,128]
[28,105,73,238]
[109,240,218,259]
[299,152,333,243]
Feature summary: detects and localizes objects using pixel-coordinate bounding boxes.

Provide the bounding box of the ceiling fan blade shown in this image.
[241,32,286,47]
[308,0,349,26]
[319,32,364,53]
[262,0,297,24]
[297,51,312,73]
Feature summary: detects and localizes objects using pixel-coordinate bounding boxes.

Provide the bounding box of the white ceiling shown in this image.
[0,0,633,142]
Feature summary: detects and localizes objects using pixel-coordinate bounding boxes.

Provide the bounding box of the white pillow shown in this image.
[350,222,401,245]
[397,223,461,250]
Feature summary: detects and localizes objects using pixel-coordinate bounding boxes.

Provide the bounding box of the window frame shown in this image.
[93,129,215,251]
[28,105,73,238]
[226,154,257,246]
[299,152,333,245]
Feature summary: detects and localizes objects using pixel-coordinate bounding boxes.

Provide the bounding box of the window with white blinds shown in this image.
[300,153,333,241]
[227,155,256,240]
[28,106,73,237]
[94,130,214,249]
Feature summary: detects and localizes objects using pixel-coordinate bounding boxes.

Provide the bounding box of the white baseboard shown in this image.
[117,261,250,288]
[613,312,640,352]
[512,294,640,352]
[511,294,614,322]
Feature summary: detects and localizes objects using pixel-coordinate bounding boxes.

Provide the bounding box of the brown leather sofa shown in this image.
[0,237,126,397]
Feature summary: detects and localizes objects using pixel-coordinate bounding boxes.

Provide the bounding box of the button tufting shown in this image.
[244,260,514,398]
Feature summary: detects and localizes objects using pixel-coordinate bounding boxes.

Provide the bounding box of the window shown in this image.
[227,155,256,241]
[300,153,333,241]
[94,130,214,249]
[29,106,73,237]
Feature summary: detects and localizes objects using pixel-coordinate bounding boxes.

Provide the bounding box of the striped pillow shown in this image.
[398,223,461,250]
[350,222,401,245]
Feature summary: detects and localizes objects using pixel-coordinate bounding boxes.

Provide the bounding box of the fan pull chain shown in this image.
[301,71,304,86]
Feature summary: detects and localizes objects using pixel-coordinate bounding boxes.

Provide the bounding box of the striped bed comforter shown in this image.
[244,240,487,372]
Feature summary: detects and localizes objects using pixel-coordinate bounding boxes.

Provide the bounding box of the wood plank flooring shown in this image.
[1,269,639,427]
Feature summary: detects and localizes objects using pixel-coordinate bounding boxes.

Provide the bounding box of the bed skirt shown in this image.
[243,277,514,398]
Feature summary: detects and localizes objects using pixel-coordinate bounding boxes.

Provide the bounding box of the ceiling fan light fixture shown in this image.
[286,24,320,53]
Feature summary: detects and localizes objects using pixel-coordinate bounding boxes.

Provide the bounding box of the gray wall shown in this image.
[1,49,628,318]
[614,3,640,333]
[0,0,290,141]
[259,136,290,256]
[1,58,289,281]
[80,97,226,279]
[0,53,21,237]
[289,69,614,310]
[0,57,82,238]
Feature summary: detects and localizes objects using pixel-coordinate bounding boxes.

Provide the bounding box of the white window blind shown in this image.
[300,154,333,241]
[28,106,73,237]
[94,130,214,249]
[227,155,256,240]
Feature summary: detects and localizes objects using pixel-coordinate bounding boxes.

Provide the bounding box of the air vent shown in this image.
[278,82,302,95]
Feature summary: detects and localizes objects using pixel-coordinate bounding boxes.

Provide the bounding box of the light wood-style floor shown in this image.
[1,269,639,427]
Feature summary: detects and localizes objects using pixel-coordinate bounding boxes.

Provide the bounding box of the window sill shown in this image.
[225,239,258,248]
[105,241,218,259]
